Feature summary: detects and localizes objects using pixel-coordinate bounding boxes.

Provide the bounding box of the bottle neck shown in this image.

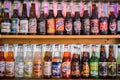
[4,12,9,18]
[13,9,19,17]
[66,12,71,18]
[56,10,63,17]
[74,12,80,18]
[22,4,27,17]
[48,10,54,17]
[83,10,89,18]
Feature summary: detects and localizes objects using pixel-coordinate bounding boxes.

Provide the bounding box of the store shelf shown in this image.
[0,35,120,39]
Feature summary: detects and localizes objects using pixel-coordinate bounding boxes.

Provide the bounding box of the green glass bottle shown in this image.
[90,45,99,78]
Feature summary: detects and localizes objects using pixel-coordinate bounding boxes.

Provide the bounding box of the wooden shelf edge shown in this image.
[0,35,120,39]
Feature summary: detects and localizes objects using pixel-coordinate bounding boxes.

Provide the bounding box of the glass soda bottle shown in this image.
[73,5,81,35]
[99,11,108,35]
[109,5,117,35]
[62,45,71,78]
[107,45,116,78]
[82,5,90,35]
[19,3,28,35]
[55,3,65,35]
[24,45,33,78]
[1,9,11,34]
[52,44,62,78]
[11,4,19,35]
[47,3,55,35]
[43,44,52,79]
[71,46,81,78]
[81,45,90,78]
[15,44,24,78]
[90,4,99,35]
[33,45,43,78]
[65,4,73,35]
[37,4,46,35]
[117,45,120,78]
[99,45,107,78]
[90,45,99,78]
[28,3,37,35]
[0,45,5,78]
[5,45,15,78]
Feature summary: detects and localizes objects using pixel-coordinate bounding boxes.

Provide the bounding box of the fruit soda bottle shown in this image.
[71,45,81,78]
[24,45,33,78]
[15,44,24,78]
[0,45,5,78]
[52,44,62,78]
[62,44,71,78]
[33,45,43,78]
[5,45,15,78]
[43,44,52,79]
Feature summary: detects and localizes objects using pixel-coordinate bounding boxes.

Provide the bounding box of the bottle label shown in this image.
[73,20,81,32]
[81,62,90,77]
[90,19,99,34]
[65,19,72,34]
[29,18,37,33]
[11,18,19,33]
[47,19,55,34]
[108,62,116,77]
[5,62,14,77]
[15,62,24,77]
[109,19,116,32]
[117,21,120,32]
[1,22,11,33]
[117,64,120,76]
[24,61,33,77]
[0,61,5,77]
[33,62,42,77]
[90,62,98,77]
[71,61,80,76]
[52,62,61,77]
[20,20,28,33]
[62,62,71,77]
[99,62,107,77]
[43,61,52,76]
[38,21,46,33]
[56,18,64,31]
[83,19,90,34]
[100,22,108,31]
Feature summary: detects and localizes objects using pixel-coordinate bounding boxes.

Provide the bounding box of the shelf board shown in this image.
[0,35,120,39]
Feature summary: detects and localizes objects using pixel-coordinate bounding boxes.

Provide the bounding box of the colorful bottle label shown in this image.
[0,61,5,77]
[65,19,72,34]
[11,18,19,33]
[71,61,80,76]
[90,19,99,34]
[83,19,90,34]
[20,20,28,33]
[62,62,71,77]
[81,62,90,77]
[29,18,37,33]
[52,62,61,77]
[108,62,116,77]
[47,19,55,34]
[24,61,33,77]
[73,20,81,33]
[90,62,98,77]
[99,62,107,77]
[1,22,11,33]
[117,20,120,32]
[15,62,24,78]
[5,62,14,77]
[100,21,108,31]
[43,61,52,76]
[109,19,116,33]
[56,18,64,31]
[33,62,42,77]
[38,21,46,33]
[117,64,120,76]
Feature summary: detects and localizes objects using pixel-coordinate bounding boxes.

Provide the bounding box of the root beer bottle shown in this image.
[99,45,107,78]
[28,3,37,35]
[47,3,55,35]
[55,3,64,35]
[82,5,90,35]
[73,5,81,35]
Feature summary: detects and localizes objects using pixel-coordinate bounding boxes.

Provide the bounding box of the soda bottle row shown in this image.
[1,1,120,35]
[0,44,120,79]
